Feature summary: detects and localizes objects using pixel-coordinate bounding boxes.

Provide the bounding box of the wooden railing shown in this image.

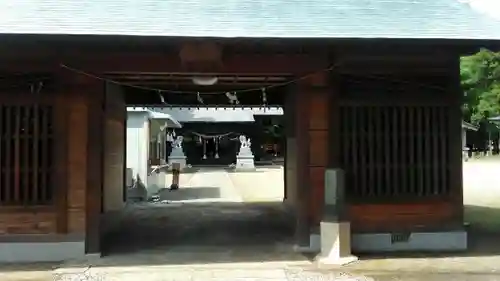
[0,105,54,206]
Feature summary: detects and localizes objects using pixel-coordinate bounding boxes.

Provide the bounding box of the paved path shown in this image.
[463,161,500,233]
[228,167,284,202]
[463,161,500,206]
[159,167,285,203]
[102,167,294,256]
[160,168,244,203]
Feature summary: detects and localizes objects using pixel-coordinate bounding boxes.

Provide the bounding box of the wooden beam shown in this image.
[336,55,457,74]
[69,53,326,75]
[0,52,327,75]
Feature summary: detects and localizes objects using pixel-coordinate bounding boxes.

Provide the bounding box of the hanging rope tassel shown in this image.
[197,92,204,104]
[215,137,220,159]
[157,90,166,104]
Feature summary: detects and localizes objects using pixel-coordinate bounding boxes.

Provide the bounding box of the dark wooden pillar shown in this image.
[294,82,311,247]
[448,56,465,225]
[303,74,330,227]
[84,77,105,254]
[283,86,296,205]
[287,72,331,247]
[328,73,341,170]
[102,83,126,212]
[55,76,70,234]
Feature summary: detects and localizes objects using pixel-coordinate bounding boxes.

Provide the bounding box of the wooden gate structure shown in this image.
[0,38,491,261]
[0,0,499,262]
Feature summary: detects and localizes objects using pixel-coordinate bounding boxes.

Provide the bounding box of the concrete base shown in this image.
[0,241,86,262]
[352,230,468,252]
[235,155,255,170]
[301,230,467,254]
[317,221,358,266]
[168,156,187,170]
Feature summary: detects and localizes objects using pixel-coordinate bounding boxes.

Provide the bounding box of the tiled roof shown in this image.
[127,107,182,128]
[1,0,500,39]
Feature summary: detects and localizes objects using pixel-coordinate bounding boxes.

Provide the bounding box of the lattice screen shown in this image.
[339,105,451,200]
[0,105,54,205]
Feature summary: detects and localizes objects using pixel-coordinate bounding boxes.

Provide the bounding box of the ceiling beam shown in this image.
[66,52,326,75]
[0,51,327,75]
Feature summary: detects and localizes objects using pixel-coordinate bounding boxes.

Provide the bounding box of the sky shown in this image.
[464,0,500,20]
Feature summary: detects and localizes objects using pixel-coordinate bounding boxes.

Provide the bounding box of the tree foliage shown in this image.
[461,49,500,126]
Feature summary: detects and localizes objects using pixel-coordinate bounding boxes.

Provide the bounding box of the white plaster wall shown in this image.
[126,113,150,198]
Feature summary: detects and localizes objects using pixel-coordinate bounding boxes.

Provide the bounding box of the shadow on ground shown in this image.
[98,201,302,266]
[2,205,500,275]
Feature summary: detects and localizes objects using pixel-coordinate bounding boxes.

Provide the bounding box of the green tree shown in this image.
[461,49,500,125]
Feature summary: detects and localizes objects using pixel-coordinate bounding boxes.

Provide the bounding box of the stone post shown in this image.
[317,169,358,266]
[170,162,181,190]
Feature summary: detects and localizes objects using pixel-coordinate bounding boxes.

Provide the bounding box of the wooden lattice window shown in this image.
[340,105,451,201]
[0,105,54,206]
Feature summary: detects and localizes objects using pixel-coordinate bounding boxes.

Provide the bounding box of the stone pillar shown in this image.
[317,169,358,265]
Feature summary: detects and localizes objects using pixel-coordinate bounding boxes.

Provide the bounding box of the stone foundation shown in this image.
[304,230,467,253]
[0,235,87,262]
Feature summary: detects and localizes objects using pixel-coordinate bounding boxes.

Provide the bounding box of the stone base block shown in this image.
[168,156,187,170]
[318,221,357,265]
[304,230,467,254]
[236,155,255,170]
[0,240,86,262]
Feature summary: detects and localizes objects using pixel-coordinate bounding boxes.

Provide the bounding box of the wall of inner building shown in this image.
[125,85,286,167]
[171,122,254,166]
[149,115,284,166]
